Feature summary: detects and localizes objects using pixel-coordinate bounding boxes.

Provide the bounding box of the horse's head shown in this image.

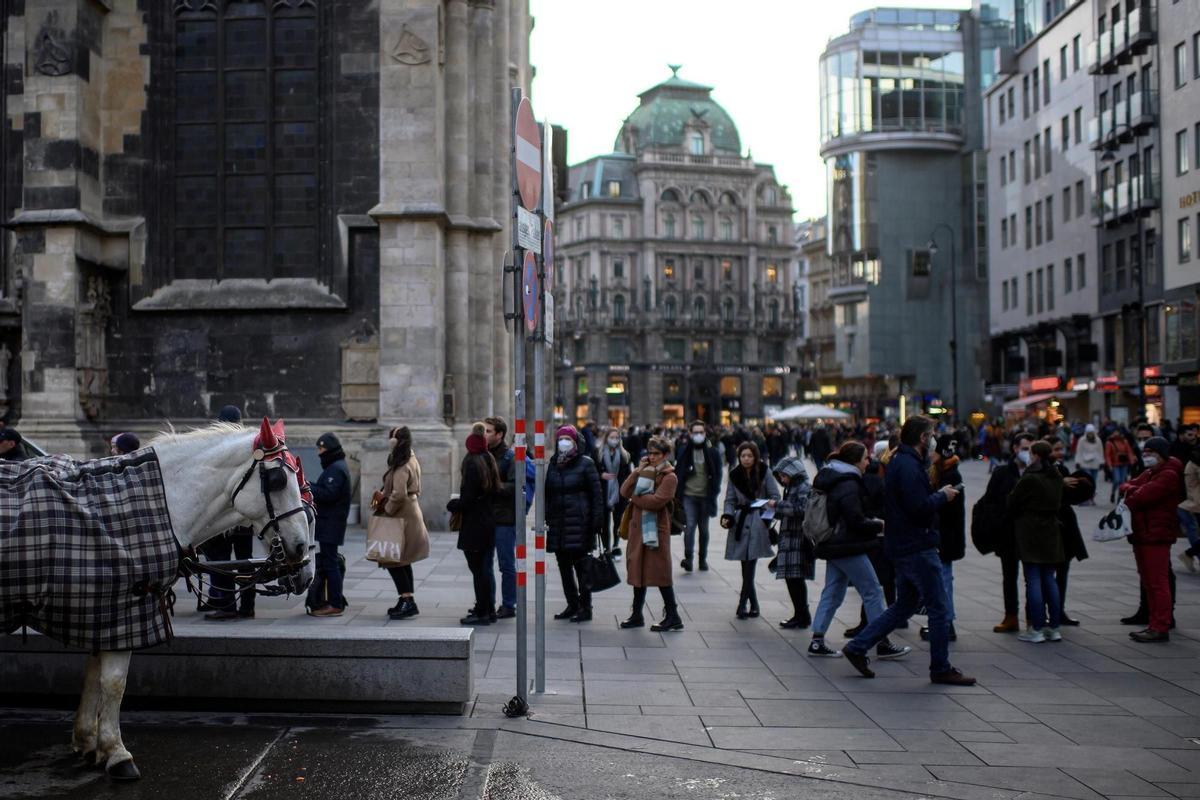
[231,418,315,594]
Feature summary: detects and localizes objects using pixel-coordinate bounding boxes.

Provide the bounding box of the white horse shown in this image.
[69,419,314,780]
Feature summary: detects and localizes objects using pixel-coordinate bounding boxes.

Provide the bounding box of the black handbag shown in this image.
[580,534,621,593]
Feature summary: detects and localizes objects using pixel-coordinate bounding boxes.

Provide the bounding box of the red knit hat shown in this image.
[466,433,488,455]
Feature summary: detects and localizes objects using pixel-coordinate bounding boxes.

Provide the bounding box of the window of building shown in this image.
[664,375,683,399]
[1011,276,1018,307]
[720,217,733,241]
[691,339,711,363]
[1010,213,1017,242]
[1032,69,1040,112]
[1195,32,1200,79]
[722,298,735,324]
[1026,272,1034,314]
[1025,206,1033,249]
[664,337,684,361]
[664,214,675,239]
[1000,155,1007,186]
[723,341,743,364]
[663,258,675,280]
[1074,107,1082,144]
[1063,187,1071,223]
[1034,133,1042,178]
[1178,129,1191,175]
[613,258,624,278]
[691,215,705,239]
[1043,127,1052,172]
[1176,42,1188,88]
[762,376,783,398]
[1035,200,1043,245]
[1046,196,1054,241]
[694,296,706,319]
[690,132,704,155]
[1167,302,1199,362]
[1022,74,1030,117]
[580,182,592,199]
[765,187,777,205]
[1101,244,1113,293]
[1007,87,1015,119]
[766,263,778,283]
[1035,268,1043,313]
[1042,59,1051,105]
[664,297,677,323]
[1060,45,1068,81]
[660,188,680,203]
[606,180,621,198]
[999,93,1006,124]
[1116,239,1127,290]
[607,337,629,362]
[1064,256,1073,293]
[1146,229,1157,283]
[1002,280,1009,310]
[1061,116,1069,151]
[1182,217,1194,262]
[768,300,780,326]
[693,260,704,281]
[1009,149,1016,182]
[1075,180,1084,218]
[1077,252,1086,288]
[1072,34,1081,71]
[721,259,733,282]
[1023,140,1032,183]
[163,0,323,284]
[1001,218,1008,248]
[1047,263,1055,310]
[612,294,625,322]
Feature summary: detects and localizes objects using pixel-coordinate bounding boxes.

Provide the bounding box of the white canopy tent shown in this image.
[770,404,852,421]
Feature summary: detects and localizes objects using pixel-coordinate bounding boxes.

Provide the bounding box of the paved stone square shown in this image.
[130,458,1200,799]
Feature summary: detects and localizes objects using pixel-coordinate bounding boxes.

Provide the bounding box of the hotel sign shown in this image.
[1181,190,1200,210]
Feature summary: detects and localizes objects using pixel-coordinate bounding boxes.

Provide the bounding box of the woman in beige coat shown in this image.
[618,436,683,632]
[372,426,430,619]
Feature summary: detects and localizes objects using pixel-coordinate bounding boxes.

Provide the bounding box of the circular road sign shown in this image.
[515,97,542,212]
[522,250,540,334]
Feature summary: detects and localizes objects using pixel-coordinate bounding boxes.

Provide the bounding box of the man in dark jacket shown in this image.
[843,415,975,685]
[675,420,722,572]
[973,432,1034,632]
[308,432,352,617]
[484,416,517,619]
[809,426,832,471]
[0,428,26,461]
[203,405,258,620]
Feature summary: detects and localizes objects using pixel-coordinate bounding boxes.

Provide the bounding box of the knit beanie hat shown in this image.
[218,405,243,423]
[1144,436,1171,459]
[556,424,580,442]
[112,432,141,453]
[316,432,342,451]
[465,433,488,455]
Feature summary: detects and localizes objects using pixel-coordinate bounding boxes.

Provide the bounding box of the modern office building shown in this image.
[1089,0,1165,423]
[818,8,989,419]
[984,0,1101,422]
[1159,0,1200,421]
[552,70,800,428]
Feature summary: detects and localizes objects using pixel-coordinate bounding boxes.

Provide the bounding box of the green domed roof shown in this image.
[615,68,742,155]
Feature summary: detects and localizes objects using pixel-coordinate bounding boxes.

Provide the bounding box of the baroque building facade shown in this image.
[553,70,800,428]
[2,0,531,521]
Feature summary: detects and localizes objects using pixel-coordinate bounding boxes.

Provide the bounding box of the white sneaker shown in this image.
[1177,551,1197,574]
[1043,627,1062,642]
[1017,628,1046,643]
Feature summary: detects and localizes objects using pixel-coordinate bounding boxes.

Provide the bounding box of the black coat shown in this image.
[935,460,966,563]
[310,453,352,546]
[1055,462,1092,563]
[448,460,495,552]
[972,461,1022,556]
[809,429,833,462]
[673,442,722,515]
[489,444,516,526]
[546,453,603,553]
[812,466,884,560]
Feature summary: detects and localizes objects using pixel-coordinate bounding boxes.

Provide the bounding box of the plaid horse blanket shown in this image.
[0,450,179,651]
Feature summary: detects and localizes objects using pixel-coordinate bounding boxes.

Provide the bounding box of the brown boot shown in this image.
[993,614,1020,633]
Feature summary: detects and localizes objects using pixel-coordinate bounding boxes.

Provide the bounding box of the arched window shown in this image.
[664,213,676,239]
[765,186,777,205]
[660,188,680,203]
[690,190,711,206]
[695,296,706,319]
[768,225,778,244]
[691,215,705,239]
[690,132,704,155]
[664,297,677,322]
[720,191,738,206]
[722,298,735,323]
[720,216,733,241]
[613,294,625,322]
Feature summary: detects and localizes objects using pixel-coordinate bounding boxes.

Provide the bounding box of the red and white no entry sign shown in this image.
[515,98,542,212]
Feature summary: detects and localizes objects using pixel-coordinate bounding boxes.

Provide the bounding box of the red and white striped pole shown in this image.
[515,417,527,595]
[533,419,546,692]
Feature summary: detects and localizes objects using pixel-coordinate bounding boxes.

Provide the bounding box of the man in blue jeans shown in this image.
[674,420,723,572]
[842,414,976,686]
[484,416,517,619]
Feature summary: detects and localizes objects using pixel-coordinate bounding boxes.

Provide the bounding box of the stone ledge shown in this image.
[0,626,473,715]
[131,278,348,311]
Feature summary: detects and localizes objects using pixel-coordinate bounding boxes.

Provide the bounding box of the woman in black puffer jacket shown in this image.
[546,424,604,623]
[806,442,909,661]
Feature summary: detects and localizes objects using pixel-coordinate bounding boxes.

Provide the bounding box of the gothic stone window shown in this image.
[144,0,332,303]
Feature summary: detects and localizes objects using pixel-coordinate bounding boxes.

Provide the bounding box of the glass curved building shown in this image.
[815,8,988,419]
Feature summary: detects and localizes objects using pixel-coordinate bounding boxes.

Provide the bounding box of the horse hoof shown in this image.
[107,759,140,781]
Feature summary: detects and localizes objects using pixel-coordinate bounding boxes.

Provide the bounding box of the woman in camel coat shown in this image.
[617,436,683,632]
[373,426,429,620]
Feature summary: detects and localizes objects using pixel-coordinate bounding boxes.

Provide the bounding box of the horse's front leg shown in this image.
[94,650,140,780]
[71,653,102,763]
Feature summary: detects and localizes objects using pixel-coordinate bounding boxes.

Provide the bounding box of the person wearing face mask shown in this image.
[1007,440,1066,643]
[595,427,632,560]
[1046,439,1093,627]
[1074,425,1104,503]
[546,425,604,623]
[1130,424,1155,478]
[842,415,973,685]
[674,420,723,572]
[1104,427,1136,503]
[720,442,780,619]
[973,432,1035,633]
[618,436,682,631]
[1120,437,1184,643]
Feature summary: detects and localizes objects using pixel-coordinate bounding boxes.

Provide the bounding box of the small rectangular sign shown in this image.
[543,293,554,346]
[517,207,541,254]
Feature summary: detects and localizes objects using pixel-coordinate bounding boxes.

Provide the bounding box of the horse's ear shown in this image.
[258,417,278,451]
[271,419,286,442]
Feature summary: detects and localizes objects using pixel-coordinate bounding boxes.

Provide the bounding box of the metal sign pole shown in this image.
[509,87,528,713]
[533,121,554,694]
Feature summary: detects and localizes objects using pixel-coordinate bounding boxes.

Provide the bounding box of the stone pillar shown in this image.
[443,0,469,425]
[490,0,511,418]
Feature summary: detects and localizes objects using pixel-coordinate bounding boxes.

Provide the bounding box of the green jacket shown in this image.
[1007,463,1065,565]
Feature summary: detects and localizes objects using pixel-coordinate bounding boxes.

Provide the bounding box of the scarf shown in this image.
[601,445,623,508]
[826,459,860,477]
[634,462,668,549]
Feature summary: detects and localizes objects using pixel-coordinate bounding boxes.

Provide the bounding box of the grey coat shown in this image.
[722,464,781,561]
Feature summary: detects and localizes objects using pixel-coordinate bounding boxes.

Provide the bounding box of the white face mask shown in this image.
[1143,454,1159,467]
[1017,450,1031,466]
[691,433,706,445]
[607,437,620,447]
[557,438,575,454]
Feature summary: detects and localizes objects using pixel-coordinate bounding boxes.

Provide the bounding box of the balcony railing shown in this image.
[1116,181,1132,217]
[1129,88,1158,131]
[1122,2,1157,56]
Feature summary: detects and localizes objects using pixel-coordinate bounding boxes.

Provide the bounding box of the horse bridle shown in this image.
[230,450,309,536]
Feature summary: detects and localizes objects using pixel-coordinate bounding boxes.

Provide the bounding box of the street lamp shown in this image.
[1101,123,1147,418]
[927,223,959,420]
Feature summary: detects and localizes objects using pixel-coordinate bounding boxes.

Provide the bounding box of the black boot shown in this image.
[570,606,593,623]
[651,605,684,632]
[389,597,419,620]
[554,604,579,620]
[622,588,646,628]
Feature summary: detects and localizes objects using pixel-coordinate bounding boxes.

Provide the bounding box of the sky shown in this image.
[529,0,971,221]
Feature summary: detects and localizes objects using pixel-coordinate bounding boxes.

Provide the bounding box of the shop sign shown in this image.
[1096,374,1120,392]
[1021,375,1061,393]
[819,385,838,397]
[1145,375,1177,386]
[1179,373,1200,388]
[1065,377,1094,391]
